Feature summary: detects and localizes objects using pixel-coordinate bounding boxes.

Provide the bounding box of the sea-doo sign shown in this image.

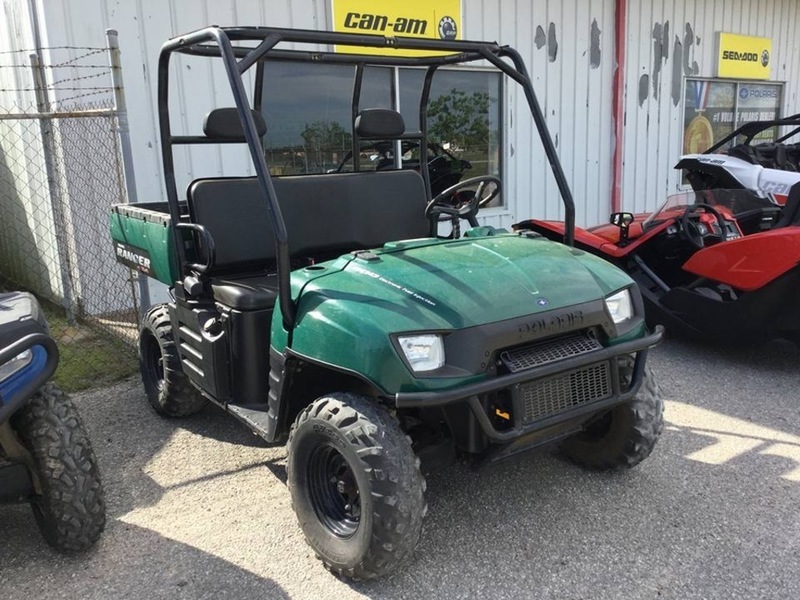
[331,0,461,57]
[716,32,771,79]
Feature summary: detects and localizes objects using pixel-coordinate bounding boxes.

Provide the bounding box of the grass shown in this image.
[41,302,139,392]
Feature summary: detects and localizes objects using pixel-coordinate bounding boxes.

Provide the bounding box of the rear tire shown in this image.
[561,355,663,470]
[11,384,106,552]
[287,393,427,580]
[139,304,206,417]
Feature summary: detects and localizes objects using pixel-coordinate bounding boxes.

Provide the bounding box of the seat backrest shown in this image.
[186,170,429,274]
[727,144,759,165]
[786,144,800,171]
[774,181,800,228]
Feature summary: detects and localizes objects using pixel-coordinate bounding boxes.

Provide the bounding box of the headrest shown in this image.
[355,109,405,139]
[203,108,267,141]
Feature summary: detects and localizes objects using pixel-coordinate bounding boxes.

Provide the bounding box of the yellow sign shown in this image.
[331,0,462,56]
[716,32,772,79]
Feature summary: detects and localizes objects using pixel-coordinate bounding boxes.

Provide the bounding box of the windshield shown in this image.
[643,188,776,227]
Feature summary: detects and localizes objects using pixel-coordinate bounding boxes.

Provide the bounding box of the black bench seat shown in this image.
[186,170,429,310]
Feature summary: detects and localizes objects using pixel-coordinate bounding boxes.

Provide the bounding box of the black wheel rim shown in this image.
[142,334,165,391]
[307,443,361,538]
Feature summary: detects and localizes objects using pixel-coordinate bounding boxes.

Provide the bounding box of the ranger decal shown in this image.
[114,241,154,276]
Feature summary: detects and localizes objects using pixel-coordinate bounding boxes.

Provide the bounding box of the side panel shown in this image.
[170,301,231,401]
[109,205,179,285]
[682,227,800,291]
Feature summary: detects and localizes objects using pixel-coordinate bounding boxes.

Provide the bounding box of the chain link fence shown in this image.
[0,35,142,392]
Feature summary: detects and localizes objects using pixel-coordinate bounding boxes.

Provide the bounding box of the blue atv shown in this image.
[0,292,105,552]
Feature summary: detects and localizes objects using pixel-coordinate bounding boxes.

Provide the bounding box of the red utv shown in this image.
[514,116,800,344]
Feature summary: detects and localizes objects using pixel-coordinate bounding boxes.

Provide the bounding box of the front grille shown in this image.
[500,333,602,373]
[520,362,612,424]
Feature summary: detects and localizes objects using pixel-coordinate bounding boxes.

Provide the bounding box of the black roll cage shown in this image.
[705,113,800,153]
[157,26,577,330]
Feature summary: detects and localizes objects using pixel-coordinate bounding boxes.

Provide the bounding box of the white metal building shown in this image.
[3,1,800,229]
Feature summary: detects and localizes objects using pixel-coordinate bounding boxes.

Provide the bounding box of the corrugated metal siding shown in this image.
[622,0,800,214]
[464,0,616,228]
[31,0,616,230]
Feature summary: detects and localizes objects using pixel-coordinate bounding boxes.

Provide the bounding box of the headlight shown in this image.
[397,334,445,373]
[605,289,633,324]
[0,349,33,383]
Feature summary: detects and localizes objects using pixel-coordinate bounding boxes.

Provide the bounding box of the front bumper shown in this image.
[395,326,663,443]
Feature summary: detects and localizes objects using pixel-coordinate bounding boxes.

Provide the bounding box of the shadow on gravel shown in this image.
[65,379,276,519]
[0,512,288,600]
[651,335,799,434]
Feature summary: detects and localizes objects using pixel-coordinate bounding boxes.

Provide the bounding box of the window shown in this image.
[260,61,503,207]
[261,61,354,175]
[683,79,783,155]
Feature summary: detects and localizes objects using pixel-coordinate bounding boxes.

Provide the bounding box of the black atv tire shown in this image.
[139,304,206,417]
[561,355,663,470]
[11,384,106,552]
[287,393,427,580]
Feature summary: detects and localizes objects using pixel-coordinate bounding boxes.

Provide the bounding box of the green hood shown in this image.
[333,235,630,329]
[279,234,634,394]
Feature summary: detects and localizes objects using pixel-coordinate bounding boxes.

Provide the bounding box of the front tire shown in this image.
[561,355,664,470]
[287,393,427,580]
[11,384,106,552]
[139,304,206,417]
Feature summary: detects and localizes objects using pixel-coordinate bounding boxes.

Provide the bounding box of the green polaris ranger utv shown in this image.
[110,26,664,579]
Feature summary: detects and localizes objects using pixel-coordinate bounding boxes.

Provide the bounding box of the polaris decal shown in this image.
[114,241,154,276]
[516,310,585,336]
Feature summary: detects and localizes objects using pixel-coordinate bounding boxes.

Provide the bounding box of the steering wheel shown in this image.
[424,176,502,229]
[680,203,728,249]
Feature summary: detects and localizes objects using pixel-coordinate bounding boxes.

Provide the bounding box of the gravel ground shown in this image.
[1,336,799,599]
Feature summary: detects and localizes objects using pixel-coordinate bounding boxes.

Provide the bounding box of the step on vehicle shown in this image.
[515,115,800,343]
[111,26,664,579]
[0,292,106,551]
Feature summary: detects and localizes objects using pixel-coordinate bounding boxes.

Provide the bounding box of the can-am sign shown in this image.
[716,32,772,80]
[331,0,462,57]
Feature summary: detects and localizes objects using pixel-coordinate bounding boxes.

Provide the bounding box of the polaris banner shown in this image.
[716,32,772,80]
[683,80,781,155]
[331,0,461,56]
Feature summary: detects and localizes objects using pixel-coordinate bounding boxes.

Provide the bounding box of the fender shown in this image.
[682,227,800,291]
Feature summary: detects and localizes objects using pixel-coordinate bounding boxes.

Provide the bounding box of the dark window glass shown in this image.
[261,61,354,175]
[398,68,426,131]
[360,66,393,110]
[260,61,503,208]
[427,70,502,206]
